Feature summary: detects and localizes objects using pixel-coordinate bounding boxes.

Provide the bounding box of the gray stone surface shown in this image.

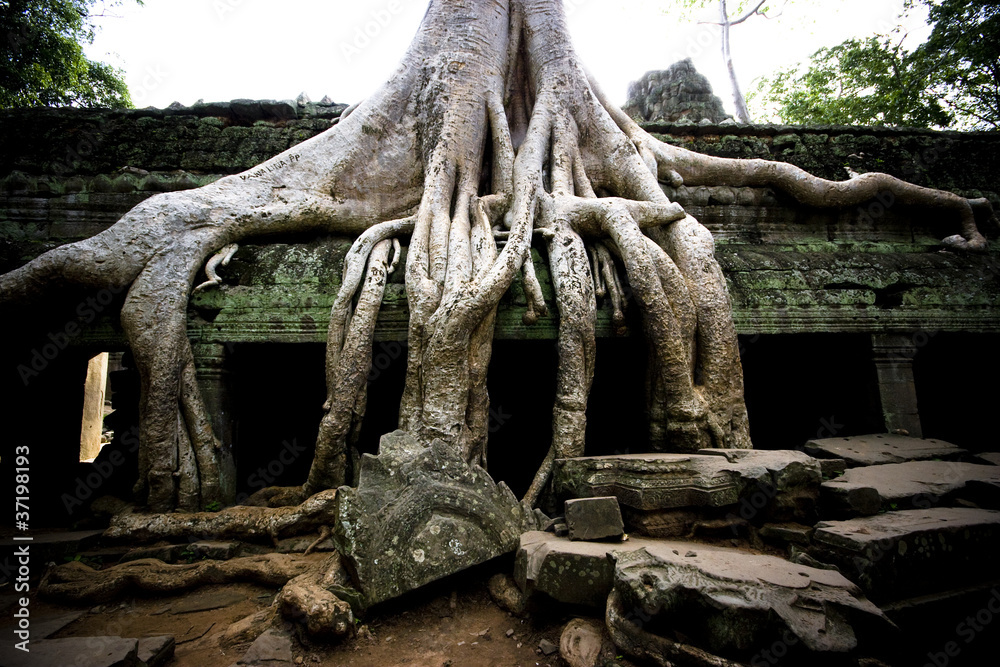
[515,531,645,607]
[810,508,1000,601]
[804,434,965,467]
[517,531,887,660]
[974,452,1000,466]
[137,635,175,667]
[32,610,85,639]
[565,497,624,542]
[823,461,1000,511]
[609,543,888,660]
[820,481,882,517]
[554,449,821,524]
[0,636,139,667]
[239,628,293,665]
[334,430,537,607]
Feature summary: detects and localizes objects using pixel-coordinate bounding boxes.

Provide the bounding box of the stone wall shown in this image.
[2,102,997,339]
[2,101,998,460]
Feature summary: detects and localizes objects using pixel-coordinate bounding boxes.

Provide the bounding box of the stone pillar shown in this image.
[192,343,238,505]
[80,352,110,461]
[871,333,923,438]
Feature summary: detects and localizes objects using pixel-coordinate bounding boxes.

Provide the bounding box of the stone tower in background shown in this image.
[623,58,733,124]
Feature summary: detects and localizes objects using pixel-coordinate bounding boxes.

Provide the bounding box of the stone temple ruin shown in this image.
[2,61,1000,667]
[623,59,733,125]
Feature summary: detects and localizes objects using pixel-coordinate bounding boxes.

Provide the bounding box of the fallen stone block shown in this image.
[334,430,537,607]
[608,544,889,664]
[820,481,882,517]
[239,628,293,665]
[137,635,175,667]
[514,531,639,607]
[823,461,1000,511]
[810,508,1000,601]
[554,449,821,529]
[804,434,966,467]
[0,636,139,667]
[565,497,624,541]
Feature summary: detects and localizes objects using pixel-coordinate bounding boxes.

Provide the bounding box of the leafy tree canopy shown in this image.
[0,0,135,108]
[750,0,1000,129]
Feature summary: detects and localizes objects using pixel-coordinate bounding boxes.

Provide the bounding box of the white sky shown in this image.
[85,0,931,115]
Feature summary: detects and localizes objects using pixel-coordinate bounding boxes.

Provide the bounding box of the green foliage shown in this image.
[751,0,1000,129]
[750,36,952,127]
[0,0,136,108]
[915,0,1000,129]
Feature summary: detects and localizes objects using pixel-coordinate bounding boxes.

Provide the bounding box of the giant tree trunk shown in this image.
[0,0,990,513]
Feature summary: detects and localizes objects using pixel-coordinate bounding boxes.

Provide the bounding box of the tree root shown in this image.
[606,589,743,667]
[104,489,339,544]
[39,553,323,604]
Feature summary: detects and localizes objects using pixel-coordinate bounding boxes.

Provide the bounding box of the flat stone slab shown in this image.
[565,497,624,542]
[554,449,821,524]
[974,452,1000,466]
[137,635,175,667]
[516,532,887,660]
[610,542,887,659]
[239,628,293,665]
[0,636,139,667]
[810,508,1000,601]
[32,610,85,639]
[804,434,966,467]
[335,430,538,607]
[822,461,1000,511]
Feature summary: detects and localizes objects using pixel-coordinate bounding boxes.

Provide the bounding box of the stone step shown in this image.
[515,531,888,662]
[0,636,139,667]
[821,461,1000,513]
[809,507,1000,602]
[803,434,966,467]
[553,449,821,535]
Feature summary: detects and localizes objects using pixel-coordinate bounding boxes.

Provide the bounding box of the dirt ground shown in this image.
[2,561,597,667]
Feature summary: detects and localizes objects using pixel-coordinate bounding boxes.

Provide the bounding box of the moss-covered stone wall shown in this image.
[1,102,998,342]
